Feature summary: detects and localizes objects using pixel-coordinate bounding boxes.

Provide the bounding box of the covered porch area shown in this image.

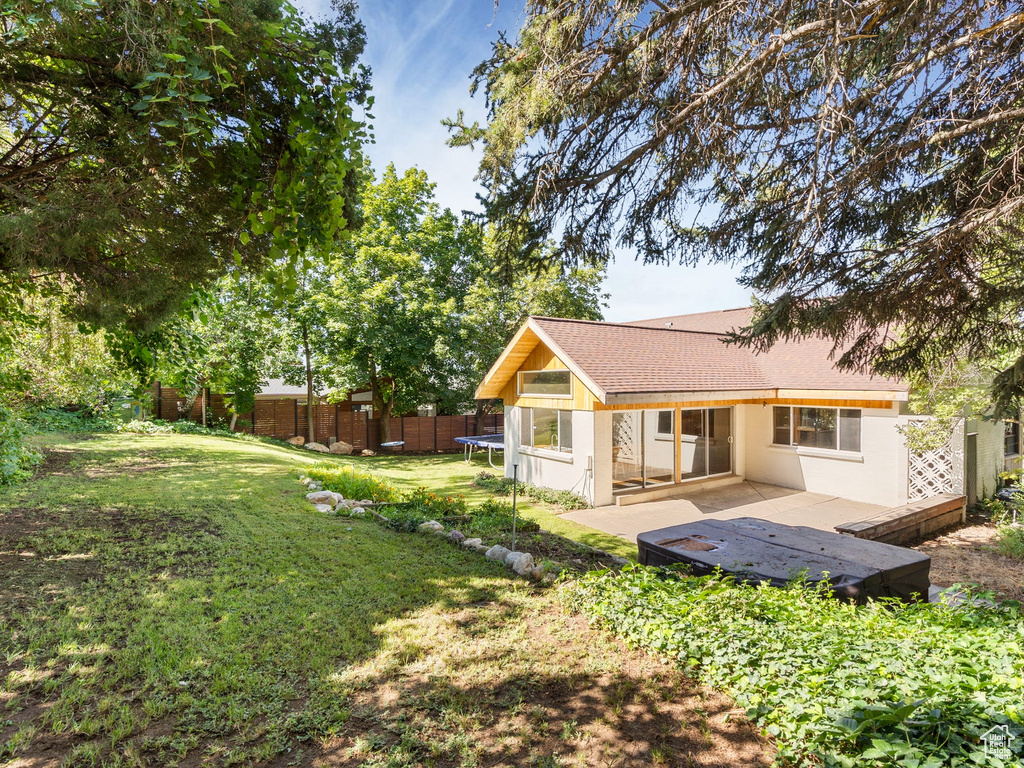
[565,478,888,543]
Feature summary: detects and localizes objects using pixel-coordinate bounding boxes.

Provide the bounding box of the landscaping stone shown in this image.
[313,503,334,514]
[306,490,335,504]
[529,567,545,581]
[473,543,489,553]
[505,551,536,576]
[448,530,465,543]
[461,537,482,549]
[329,440,353,455]
[485,545,511,562]
[304,442,330,453]
[418,521,443,533]
[433,530,448,537]
[351,507,366,517]
[286,436,305,446]
[361,449,376,456]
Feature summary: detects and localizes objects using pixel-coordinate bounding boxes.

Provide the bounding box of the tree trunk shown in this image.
[475,398,495,421]
[229,413,237,432]
[182,382,201,422]
[302,324,315,444]
[379,394,395,444]
[201,387,207,427]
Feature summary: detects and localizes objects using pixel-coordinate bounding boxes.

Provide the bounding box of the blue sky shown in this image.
[294,0,752,321]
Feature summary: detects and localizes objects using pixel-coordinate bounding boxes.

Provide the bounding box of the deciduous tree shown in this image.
[320,165,484,442]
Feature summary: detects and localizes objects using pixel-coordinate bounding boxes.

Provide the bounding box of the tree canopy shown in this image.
[450,0,1024,411]
[1,0,368,331]
[320,164,485,441]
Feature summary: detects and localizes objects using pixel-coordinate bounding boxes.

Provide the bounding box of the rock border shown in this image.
[297,473,627,585]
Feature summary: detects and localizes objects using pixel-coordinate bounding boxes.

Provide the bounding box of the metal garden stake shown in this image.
[511,463,519,553]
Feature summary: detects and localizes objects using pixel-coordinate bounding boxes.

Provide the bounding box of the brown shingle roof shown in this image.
[532,313,905,396]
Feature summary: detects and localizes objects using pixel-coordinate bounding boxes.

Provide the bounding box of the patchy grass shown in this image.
[1,433,769,767]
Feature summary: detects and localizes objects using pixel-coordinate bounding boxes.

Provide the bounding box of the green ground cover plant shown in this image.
[474,471,590,510]
[566,565,1024,767]
[0,405,40,486]
[0,432,761,766]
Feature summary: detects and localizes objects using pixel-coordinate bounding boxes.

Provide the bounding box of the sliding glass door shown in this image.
[612,407,732,494]
[679,407,732,480]
[612,409,676,491]
[708,408,732,475]
[612,412,643,490]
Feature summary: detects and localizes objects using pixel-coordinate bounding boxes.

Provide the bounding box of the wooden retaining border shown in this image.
[835,493,967,545]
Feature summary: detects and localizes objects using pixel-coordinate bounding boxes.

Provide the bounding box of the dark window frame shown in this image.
[771,406,862,453]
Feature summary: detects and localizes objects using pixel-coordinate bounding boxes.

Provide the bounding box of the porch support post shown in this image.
[675,407,683,484]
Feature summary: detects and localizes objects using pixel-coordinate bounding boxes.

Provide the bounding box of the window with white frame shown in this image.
[520,407,573,453]
[772,406,861,452]
[517,369,572,397]
[1005,420,1021,457]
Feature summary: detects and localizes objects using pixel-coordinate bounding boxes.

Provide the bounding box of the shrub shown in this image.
[566,566,1024,767]
[304,462,398,504]
[996,524,1024,559]
[377,488,468,532]
[0,405,41,486]
[474,471,589,510]
[474,471,522,495]
[462,498,539,537]
[20,408,116,434]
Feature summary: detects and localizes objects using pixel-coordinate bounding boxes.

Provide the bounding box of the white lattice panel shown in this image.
[908,422,964,501]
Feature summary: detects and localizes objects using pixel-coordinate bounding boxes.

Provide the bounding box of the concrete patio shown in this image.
[563,480,888,543]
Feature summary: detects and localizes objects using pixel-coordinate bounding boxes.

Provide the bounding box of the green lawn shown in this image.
[0,433,768,767]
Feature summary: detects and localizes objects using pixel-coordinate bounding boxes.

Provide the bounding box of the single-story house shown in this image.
[475,308,1021,509]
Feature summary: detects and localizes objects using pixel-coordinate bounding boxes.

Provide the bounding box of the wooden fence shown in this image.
[151,383,502,452]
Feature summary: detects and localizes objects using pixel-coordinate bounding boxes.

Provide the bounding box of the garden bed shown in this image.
[911,514,1024,603]
[300,463,625,581]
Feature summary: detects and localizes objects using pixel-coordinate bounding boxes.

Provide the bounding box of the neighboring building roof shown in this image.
[625,306,755,334]
[257,378,324,398]
[476,309,907,402]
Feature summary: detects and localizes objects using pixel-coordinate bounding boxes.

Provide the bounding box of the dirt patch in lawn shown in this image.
[0,504,216,618]
[912,518,1024,603]
[305,601,772,768]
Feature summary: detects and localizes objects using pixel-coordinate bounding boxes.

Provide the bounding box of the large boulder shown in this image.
[286,435,305,446]
[304,442,329,453]
[329,440,353,455]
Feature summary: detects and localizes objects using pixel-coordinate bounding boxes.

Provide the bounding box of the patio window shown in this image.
[518,369,572,397]
[772,406,861,452]
[520,407,573,453]
[1006,421,1021,457]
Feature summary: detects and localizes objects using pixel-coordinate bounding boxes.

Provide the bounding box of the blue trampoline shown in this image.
[454,434,505,468]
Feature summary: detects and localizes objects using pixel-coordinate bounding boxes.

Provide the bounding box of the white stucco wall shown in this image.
[504,407,597,505]
[740,403,909,507]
